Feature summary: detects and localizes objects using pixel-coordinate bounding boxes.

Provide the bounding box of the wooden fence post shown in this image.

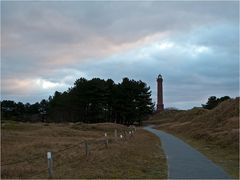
[114,129,117,139]
[105,139,108,148]
[47,152,52,179]
[124,131,127,140]
[104,133,108,148]
[85,141,89,156]
[129,131,132,138]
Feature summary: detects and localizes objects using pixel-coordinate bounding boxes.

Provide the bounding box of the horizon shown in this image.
[1,75,238,111]
[1,1,239,110]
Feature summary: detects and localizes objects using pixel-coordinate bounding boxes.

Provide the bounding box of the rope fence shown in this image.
[1,126,137,179]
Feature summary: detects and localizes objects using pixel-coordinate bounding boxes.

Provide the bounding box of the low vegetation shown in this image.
[201,96,230,110]
[145,97,239,178]
[1,122,167,179]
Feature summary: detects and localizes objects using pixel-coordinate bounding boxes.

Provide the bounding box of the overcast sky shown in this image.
[1,1,239,109]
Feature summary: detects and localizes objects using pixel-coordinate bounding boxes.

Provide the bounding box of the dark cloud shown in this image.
[1,1,239,109]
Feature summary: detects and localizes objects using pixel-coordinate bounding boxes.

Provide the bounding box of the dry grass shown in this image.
[172,133,239,179]
[146,97,239,178]
[1,122,167,179]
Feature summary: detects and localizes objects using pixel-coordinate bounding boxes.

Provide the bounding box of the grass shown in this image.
[1,121,167,179]
[146,98,239,178]
[158,129,239,178]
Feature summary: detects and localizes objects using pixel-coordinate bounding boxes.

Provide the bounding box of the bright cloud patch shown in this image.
[158,42,174,50]
[116,40,211,63]
[35,78,62,89]
[191,45,210,57]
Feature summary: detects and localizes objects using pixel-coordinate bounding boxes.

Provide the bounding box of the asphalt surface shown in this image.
[144,126,233,179]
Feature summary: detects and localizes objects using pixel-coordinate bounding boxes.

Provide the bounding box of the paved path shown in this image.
[144,126,233,179]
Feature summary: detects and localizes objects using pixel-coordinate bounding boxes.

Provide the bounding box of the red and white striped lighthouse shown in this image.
[157,74,164,112]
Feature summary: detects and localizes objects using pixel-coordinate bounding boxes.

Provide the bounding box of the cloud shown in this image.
[71,23,238,109]
[35,78,63,90]
[1,1,239,108]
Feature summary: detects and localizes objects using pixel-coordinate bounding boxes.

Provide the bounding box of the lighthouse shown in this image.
[157,74,164,112]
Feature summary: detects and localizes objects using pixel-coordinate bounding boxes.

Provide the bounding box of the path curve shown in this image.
[144,126,232,179]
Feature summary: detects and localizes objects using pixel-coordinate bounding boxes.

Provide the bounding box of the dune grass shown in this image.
[159,129,239,178]
[1,121,167,179]
[147,98,239,178]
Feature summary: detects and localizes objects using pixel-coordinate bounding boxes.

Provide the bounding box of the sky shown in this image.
[1,1,239,109]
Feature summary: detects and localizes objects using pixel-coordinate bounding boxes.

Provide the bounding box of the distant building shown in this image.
[157,74,164,112]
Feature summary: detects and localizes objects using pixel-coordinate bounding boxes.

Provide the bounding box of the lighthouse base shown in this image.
[157,104,164,112]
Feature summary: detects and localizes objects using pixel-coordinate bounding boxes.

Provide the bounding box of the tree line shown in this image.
[201,96,230,110]
[1,77,154,125]
[1,99,49,122]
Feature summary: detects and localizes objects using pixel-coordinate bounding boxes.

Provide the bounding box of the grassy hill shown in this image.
[145,97,239,178]
[1,122,167,179]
